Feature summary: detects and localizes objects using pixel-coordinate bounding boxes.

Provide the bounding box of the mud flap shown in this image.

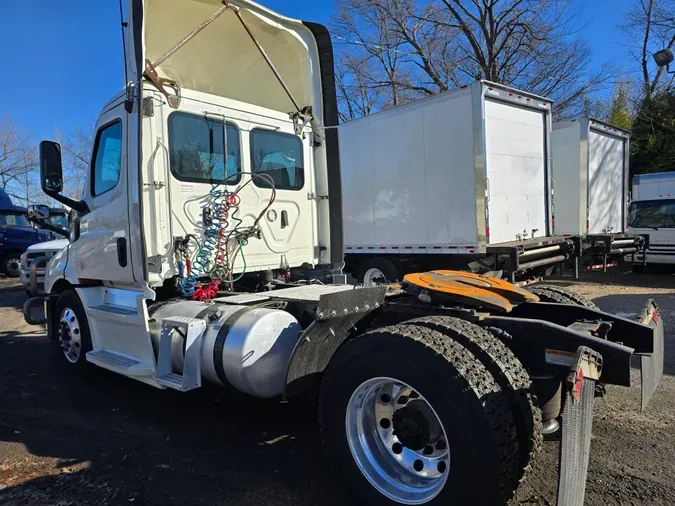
[557,346,602,506]
[638,300,664,412]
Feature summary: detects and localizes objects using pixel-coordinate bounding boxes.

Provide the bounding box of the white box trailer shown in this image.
[628,172,675,266]
[341,80,579,283]
[632,171,675,200]
[552,119,643,270]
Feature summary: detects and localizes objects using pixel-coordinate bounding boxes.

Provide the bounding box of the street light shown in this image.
[653,48,675,72]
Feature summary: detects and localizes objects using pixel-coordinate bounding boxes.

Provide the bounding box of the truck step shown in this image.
[157,372,186,391]
[86,349,155,377]
[156,316,206,392]
[87,304,143,324]
[90,304,137,316]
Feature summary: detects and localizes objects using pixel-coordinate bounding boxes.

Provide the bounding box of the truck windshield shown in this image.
[629,199,675,228]
[0,212,31,228]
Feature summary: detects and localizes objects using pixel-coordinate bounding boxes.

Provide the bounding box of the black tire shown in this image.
[1,253,22,278]
[356,257,401,284]
[320,324,518,506]
[54,290,93,369]
[401,316,542,487]
[528,284,599,310]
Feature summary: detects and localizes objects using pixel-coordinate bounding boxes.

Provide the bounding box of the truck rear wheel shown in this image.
[356,257,401,284]
[319,324,518,505]
[401,316,542,487]
[54,290,93,368]
[528,284,598,310]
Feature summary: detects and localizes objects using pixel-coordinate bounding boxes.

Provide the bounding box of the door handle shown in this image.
[281,210,289,229]
[117,237,128,267]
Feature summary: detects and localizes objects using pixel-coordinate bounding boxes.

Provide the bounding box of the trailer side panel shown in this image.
[551,122,584,235]
[341,89,479,250]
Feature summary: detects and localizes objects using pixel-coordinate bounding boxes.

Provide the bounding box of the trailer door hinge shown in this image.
[308,193,328,201]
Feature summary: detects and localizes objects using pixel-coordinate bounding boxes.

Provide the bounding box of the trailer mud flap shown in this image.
[557,346,602,506]
[639,300,664,412]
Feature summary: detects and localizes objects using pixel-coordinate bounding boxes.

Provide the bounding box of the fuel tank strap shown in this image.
[212,307,253,387]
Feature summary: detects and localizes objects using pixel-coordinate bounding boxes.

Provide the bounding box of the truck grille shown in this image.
[22,251,56,269]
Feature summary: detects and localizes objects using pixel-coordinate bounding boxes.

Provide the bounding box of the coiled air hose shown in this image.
[178,172,276,298]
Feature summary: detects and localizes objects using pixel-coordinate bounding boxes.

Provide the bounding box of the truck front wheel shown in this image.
[1,253,22,277]
[319,324,518,505]
[54,290,93,368]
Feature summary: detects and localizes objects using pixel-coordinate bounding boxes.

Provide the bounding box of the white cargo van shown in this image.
[341,81,579,283]
[552,118,643,270]
[629,172,675,266]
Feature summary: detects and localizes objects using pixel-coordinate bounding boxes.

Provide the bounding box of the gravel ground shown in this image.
[0,271,674,505]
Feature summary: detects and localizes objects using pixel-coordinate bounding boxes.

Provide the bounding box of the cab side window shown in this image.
[91,121,123,196]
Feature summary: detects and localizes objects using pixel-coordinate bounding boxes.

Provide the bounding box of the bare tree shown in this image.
[336,52,386,121]
[333,0,611,119]
[622,0,675,99]
[57,127,94,200]
[0,119,35,202]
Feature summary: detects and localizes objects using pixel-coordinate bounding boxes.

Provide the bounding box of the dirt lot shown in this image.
[0,271,674,505]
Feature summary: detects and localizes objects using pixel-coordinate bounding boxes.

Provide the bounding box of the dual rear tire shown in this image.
[319,317,541,505]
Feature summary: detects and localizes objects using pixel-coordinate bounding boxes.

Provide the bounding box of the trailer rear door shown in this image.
[588,130,625,234]
[485,99,548,244]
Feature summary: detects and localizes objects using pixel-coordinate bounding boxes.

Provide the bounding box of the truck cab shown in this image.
[38,0,340,298]
[0,190,52,276]
[627,172,675,267]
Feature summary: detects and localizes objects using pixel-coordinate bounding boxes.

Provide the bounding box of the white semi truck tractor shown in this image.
[23,2,664,505]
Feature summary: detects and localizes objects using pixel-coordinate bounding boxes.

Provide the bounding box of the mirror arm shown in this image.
[44,191,90,215]
[25,215,69,238]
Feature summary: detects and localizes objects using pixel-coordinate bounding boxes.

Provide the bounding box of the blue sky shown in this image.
[0,0,635,142]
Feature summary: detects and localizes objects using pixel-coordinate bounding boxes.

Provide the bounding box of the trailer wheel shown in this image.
[54,290,93,368]
[320,324,518,505]
[356,257,401,284]
[401,316,542,487]
[528,284,599,310]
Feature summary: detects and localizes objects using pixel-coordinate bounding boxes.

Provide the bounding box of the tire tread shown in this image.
[320,323,519,505]
[402,316,543,487]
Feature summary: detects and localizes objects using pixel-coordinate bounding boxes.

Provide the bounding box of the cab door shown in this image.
[73,103,134,282]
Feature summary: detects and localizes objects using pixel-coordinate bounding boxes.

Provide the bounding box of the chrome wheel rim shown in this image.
[6,257,21,277]
[363,267,387,285]
[346,377,450,505]
[58,308,82,363]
